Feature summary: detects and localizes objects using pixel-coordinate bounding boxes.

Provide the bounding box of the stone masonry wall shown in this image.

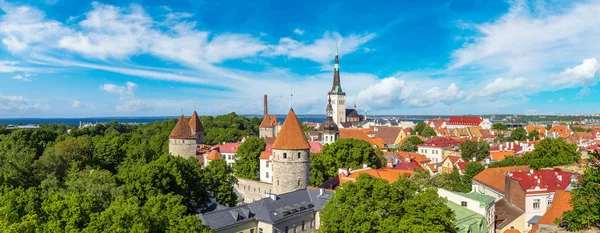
[260,127,275,138]
[168,139,196,159]
[235,178,273,203]
[272,148,310,194]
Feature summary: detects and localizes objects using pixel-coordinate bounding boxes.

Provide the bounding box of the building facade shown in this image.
[168,115,198,159]
[260,94,279,139]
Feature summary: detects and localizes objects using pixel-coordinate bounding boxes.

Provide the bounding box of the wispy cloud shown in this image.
[293,28,304,35]
[100,81,150,113]
[11,74,32,82]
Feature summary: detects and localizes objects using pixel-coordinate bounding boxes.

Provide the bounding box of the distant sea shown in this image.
[0,116,328,126]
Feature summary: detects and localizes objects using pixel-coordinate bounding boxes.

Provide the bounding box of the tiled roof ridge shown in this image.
[169,115,196,139]
[272,108,311,150]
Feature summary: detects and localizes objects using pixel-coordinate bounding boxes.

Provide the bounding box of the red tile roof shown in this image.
[272,109,311,150]
[490,151,515,161]
[169,115,196,139]
[448,116,483,126]
[372,126,402,145]
[340,129,375,145]
[189,111,204,132]
[456,161,469,170]
[339,167,412,185]
[508,168,574,194]
[472,166,530,194]
[419,137,461,148]
[309,141,323,153]
[218,142,241,153]
[444,155,462,165]
[428,119,448,128]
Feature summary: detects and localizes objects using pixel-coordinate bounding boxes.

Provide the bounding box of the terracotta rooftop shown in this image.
[456,161,469,170]
[448,116,483,126]
[490,151,515,161]
[169,115,196,139]
[529,190,572,233]
[419,137,461,148]
[472,165,530,194]
[525,126,547,135]
[218,142,241,154]
[309,141,323,153]
[508,168,574,194]
[272,108,311,150]
[206,150,223,160]
[427,119,447,128]
[339,167,412,185]
[371,126,402,145]
[445,155,462,165]
[189,110,204,132]
[260,114,274,128]
[339,128,375,145]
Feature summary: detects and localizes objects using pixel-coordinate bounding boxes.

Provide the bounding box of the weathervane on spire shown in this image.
[335,40,338,56]
[290,86,294,109]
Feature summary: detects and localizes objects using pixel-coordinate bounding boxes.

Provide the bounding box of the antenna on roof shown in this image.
[290,86,294,109]
[335,40,339,56]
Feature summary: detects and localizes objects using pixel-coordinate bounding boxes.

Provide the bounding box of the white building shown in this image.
[438,189,496,233]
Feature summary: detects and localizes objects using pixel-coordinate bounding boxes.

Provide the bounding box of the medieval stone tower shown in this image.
[322,97,339,144]
[259,94,278,138]
[189,110,204,144]
[168,115,197,159]
[328,50,346,125]
[271,108,311,194]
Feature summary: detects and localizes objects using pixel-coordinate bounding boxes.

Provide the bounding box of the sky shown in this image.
[0,0,599,117]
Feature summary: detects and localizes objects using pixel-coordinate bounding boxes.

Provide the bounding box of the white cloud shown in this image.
[293,28,304,35]
[451,1,600,74]
[356,77,464,110]
[100,81,150,112]
[11,74,31,82]
[553,58,599,87]
[0,93,43,112]
[268,32,376,64]
[71,100,93,109]
[468,77,527,100]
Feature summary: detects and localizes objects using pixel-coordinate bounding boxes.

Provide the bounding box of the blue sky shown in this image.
[0,0,599,117]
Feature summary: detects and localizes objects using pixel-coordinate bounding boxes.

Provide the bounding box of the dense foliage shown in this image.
[571,126,592,133]
[309,139,384,186]
[409,163,485,193]
[233,138,266,180]
[560,152,600,230]
[399,136,424,152]
[0,118,244,232]
[510,127,527,141]
[491,123,508,131]
[488,138,580,169]
[411,122,436,138]
[459,140,490,161]
[320,174,456,233]
[200,113,260,144]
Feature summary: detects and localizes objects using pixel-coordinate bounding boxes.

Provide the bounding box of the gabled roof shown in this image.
[456,161,469,170]
[427,119,447,128]
[444,156,462,165]
[189,111,204,132]
[340,128,374,145]
[495,198,525,229]
[206,150,223,160]
[525,126,547,135]
[272,109,311,150]
[218,142,241,154]
[169,115,196,139]
[309,141,323,153]
[372,126,402,145]
[509,168,574,194]
[472,166,530,194]
[260,114,274,128]
[490,151,515,161]
[419,137,461,148]
[529,191,572,233]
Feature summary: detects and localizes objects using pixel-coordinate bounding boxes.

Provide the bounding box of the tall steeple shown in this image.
[329,44,344,95]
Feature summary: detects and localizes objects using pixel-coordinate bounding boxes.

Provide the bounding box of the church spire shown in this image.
[329,44,344,95]
[326,96,333,117]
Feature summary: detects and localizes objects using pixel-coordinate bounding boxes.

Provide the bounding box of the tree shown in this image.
[510,128,527,141]
[461,163,485,192]
[528,129,540,140]
[421,126,437,138]
[399,136,424,152]
[459,140,489,161]
[523,138,579,170]
[320,174,456,233]
[233,138,265,180]
[491,123,508,131]
[560,151,600,231]
[413,122,426,135]
[205,159,237,207]
[309,139,384,186]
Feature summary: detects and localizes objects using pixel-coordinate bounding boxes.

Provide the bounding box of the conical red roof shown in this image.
[272,109,310,150]
[260,114,274,128]
[189,111,204,132]
[169,115,196,139]
[206,150,223,160]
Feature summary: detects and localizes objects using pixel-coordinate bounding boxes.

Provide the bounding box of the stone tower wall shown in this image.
[259,127,275,138]
[194,132,204,144]
[329,94,346,125]
[168,138,196,159]
[272,148,310,194]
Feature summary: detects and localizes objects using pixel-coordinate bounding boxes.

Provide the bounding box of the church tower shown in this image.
[189,110,204,144]
[322,97,339,144]
[259,94,278,138]
[328,49,346,126]
[169,115,197,159]
[271,108,311,194]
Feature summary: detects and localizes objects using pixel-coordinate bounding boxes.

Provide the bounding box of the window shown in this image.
[259,229,263,233]
[310,220,313,228]
[298,179,300,187]
[297,152,301,159]
[266,162,269,168]
[285,226,289,233]
[250,230,254,233]
[461,201,467,207]
[283,153,287,159]
[302,221,306,231]
[277,180,279,186]
[533,199,540,210]
[266,172,269,178]
[548,198,553,207]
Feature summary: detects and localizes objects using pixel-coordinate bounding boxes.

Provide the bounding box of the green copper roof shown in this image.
[454,192,495,207]
[328,86,345,95]
[446,201,487,233]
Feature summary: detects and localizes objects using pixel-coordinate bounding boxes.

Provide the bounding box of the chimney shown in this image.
[557,175,562,181]
[499,144,503,151]
[338,168,349,176]
[363,164,368,169]
[530,169,534,175]
[266,193,277,200]
[263,94,268,115]
[510,143,514,150]
[319,188,325,196]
